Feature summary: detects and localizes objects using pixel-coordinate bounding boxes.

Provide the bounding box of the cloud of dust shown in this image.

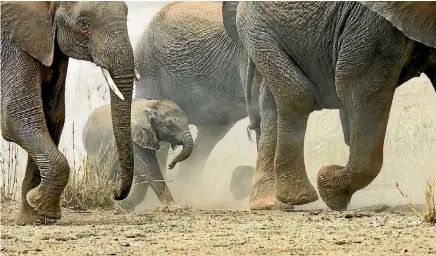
[1,2,435,211]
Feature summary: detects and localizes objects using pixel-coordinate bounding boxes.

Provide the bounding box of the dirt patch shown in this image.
[1,201,435,255]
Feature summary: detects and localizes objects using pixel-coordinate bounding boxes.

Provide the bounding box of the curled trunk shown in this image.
[168,131,193,169]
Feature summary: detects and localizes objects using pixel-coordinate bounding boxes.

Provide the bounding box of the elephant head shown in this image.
[131,100,194,170]
[1,1,139,200]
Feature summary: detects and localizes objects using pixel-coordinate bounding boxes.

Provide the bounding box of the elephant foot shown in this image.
[317,165,353,211]
[26,185,62,220]
[14,207,57,226]
[249,186,294,210]
[250,196,295,210]
[275,179,319,206]
[154,202,183,212]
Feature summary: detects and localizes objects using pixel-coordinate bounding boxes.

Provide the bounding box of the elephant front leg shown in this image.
[120,176,149,210]
[147,152,176,206]
[339,109,350,147]
[317,58,399,210]
[12,58,69,225]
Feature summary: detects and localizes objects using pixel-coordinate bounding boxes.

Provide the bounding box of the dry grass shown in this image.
[424,180,435,223]
[61,144,120,210]
[0,142,19,203]
[396,180,436,224]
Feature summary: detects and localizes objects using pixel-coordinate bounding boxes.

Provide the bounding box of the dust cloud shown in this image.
[1,2,435,212]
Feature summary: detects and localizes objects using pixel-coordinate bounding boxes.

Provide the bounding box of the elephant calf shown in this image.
[83,99,193,209]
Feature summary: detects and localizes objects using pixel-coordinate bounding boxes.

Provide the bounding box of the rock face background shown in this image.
[1,1,435,209]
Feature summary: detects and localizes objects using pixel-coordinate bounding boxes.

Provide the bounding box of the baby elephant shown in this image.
[83,99,193,209]
[229,165,254,200]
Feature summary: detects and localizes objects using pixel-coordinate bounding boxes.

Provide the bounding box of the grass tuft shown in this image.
[396,180,435,224]
[1,142,19,203]
[61,146,120,210]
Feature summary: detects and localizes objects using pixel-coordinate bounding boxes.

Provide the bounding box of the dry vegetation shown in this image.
[0,143,19,203]
[396,180,436,224]
[60,153,119,210]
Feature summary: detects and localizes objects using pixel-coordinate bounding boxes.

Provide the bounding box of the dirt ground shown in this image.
[1,201,435,256]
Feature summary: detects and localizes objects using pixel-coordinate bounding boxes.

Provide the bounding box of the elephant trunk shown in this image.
[168,131,193,169]
[95,31,136,201]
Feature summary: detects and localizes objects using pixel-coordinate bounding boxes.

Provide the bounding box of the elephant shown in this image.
[223,1,436,211]
[1,1,140,225]
[133,2,263,188]
[229,165,254,200]
[82,99,193,210]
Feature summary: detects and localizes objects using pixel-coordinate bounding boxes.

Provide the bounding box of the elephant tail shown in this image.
[222,1,239,42]
[245,57,258,136]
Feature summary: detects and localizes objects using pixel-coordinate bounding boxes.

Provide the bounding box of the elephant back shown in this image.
[83,104,117,158]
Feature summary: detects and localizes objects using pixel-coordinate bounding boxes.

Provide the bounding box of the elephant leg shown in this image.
[249,82,299,210]
[120,175,149,210]
[246,40,318,206]
[317,49,401,211]
[175,124,233,184]
[13,60,69,225]
[147,150,175,205]
[156,141,170,177]
[339,109,350,147]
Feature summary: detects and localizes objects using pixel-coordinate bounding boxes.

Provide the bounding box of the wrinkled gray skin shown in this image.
[229,165,254,200]
[83,99,193,210]
[133,2,262,186]
[1,1,136,225]
[223,1,436,211]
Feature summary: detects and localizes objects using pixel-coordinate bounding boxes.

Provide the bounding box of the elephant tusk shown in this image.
[134,69,140,81]
[101,67,125,100]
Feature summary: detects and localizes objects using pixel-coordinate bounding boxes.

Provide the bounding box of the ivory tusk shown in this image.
[101,67,125,100]
[134,69,141,81]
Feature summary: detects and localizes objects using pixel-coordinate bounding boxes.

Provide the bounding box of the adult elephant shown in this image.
[223,1,436,210]
[83,99,193,210]
[134,2,263,190]
[1,1,140,225]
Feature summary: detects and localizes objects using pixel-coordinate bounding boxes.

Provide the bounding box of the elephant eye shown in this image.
[77,17,90,33]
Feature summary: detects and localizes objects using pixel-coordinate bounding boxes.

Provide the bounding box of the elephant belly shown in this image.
[243,1,348,109]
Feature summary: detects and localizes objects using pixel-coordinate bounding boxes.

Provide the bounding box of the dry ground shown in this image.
[1,201,435,256]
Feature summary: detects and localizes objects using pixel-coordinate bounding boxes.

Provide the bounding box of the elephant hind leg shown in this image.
[247,38,318,206]
[248,83,294,210]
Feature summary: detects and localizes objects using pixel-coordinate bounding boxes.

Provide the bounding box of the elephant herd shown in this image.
[1,1,435,225]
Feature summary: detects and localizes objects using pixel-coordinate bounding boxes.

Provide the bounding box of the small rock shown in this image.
[34,248,42,252]
[402,248,408,253]
[120,242,130,247]
[407,220,422,226]
[370,217,386,227]
[125,229,144,238]
[309,210,321,216]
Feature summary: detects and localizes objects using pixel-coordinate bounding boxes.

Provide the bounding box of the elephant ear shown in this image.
[1,1,56,66]
[361,1,436,49]
[222,1,239,42]
[131,108,160,151]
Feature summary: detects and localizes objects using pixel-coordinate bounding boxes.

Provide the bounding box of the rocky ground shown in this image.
[1,201,435,256]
